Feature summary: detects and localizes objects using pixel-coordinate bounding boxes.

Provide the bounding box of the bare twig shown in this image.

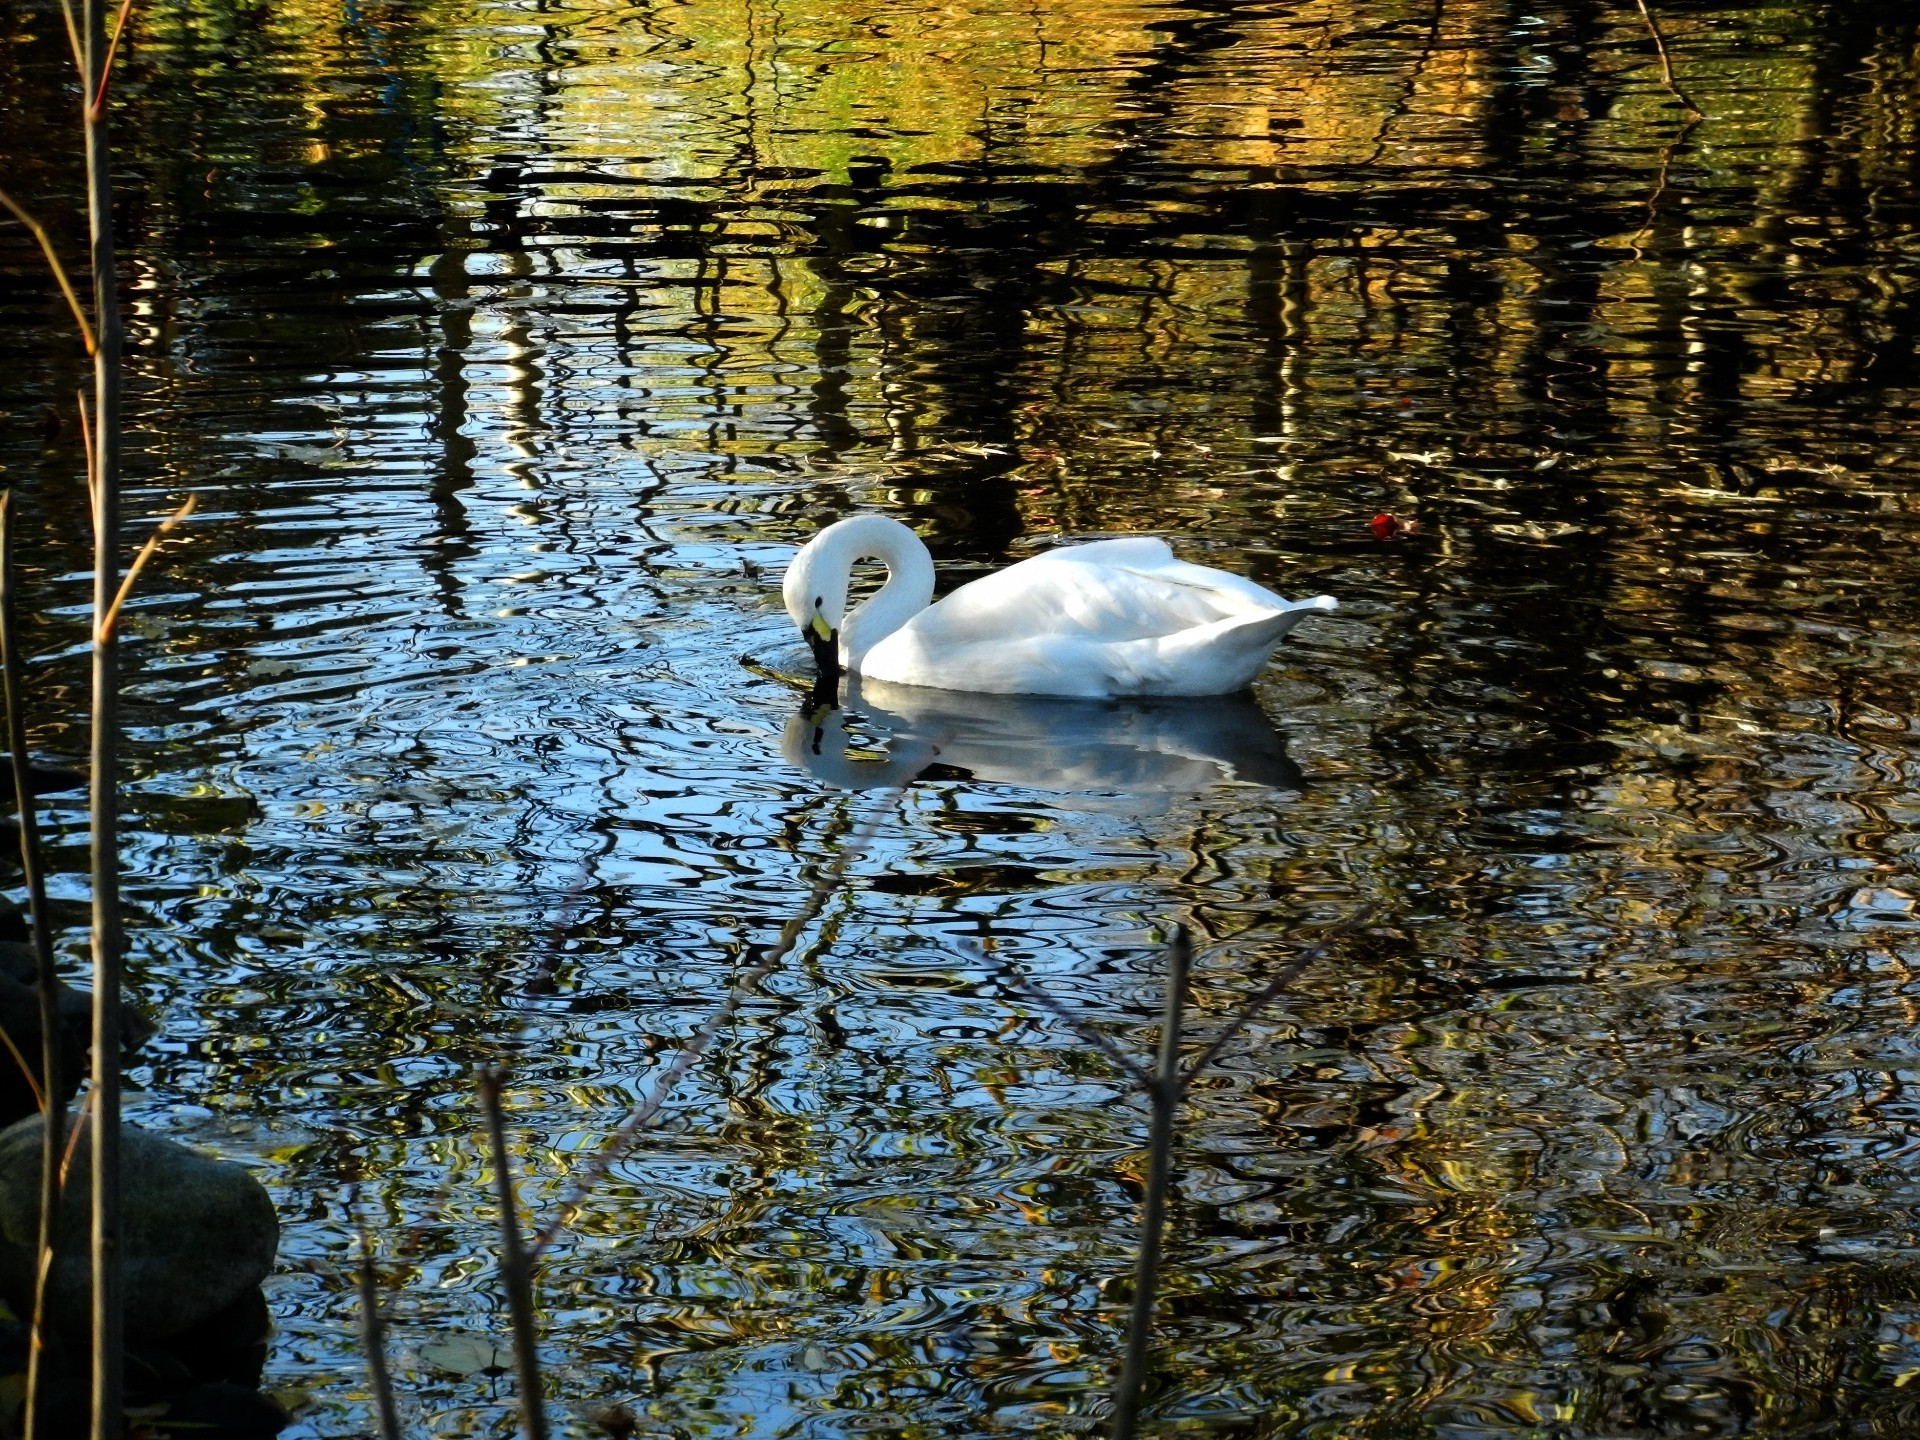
[60,1094,88,1187]
[80,0,129,1426]
[1,492,67,1440]
[1624,92,1706,262]
[354,1211,403,1440]
[94,494,195,645]
[479,1067,549,1440]
[984,912,1371,1435]
[90,0,136,116]
[1015,984,1152,1090]
[1634,0,1702,120]
[0,189,97,356]
[1181,908,1374,1086]
[517,855,603,998]
[528,793,900,1259]
[0,1024,46,1115]
[75,392,94,503]
[57,0,84,76]
[993,960,1149,1091]
[1109,929,1190,1440]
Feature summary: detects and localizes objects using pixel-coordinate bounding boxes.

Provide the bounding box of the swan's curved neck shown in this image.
[786,515,936,672]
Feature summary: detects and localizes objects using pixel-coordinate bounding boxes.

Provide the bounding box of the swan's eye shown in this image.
[814,597,823,609]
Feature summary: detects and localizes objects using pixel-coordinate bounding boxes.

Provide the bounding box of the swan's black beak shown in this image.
[806,618,842,691]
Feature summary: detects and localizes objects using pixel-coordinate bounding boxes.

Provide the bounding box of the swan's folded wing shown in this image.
[916,542,1289,645]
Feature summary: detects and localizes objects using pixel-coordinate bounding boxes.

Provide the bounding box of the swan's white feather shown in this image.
[781,515,1333,697]
[808,527,1336,697]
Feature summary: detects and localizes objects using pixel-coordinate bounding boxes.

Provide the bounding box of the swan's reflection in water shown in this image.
[783,678,1303,794]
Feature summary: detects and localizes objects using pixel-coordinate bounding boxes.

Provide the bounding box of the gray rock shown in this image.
[0,961,84,1127]
[0,1112,279,1341]
[0,943,154,1128]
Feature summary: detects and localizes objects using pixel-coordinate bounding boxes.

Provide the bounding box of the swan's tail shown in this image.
[1117,596,1338,695]
[1229,594,1338,647]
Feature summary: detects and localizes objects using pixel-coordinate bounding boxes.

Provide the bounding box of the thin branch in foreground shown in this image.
[1180,906,1376,1087]
[1109,928,1190,1440]
[89,0,137,116]
[75,392,95,505]
[0,190,97,356]
[353,1206,403,1440]
[527,792,901,1259]
[478,1067,549,1440]
[94,494,195,645]
[0,1025,45,1115]
[991,957,1149,1091]
[57,0,84,76]
[517,853,606,998]
[82,0,131,1423]
[1634,0,1702,120]
[0,490,67,1440]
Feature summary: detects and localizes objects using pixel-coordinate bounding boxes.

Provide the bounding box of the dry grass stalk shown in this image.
[0,190,96,355]
[478,1067,550,1440]
[354,1211,404,1440]
[0,1026,43,1112]
[1108,928,1189,1440]
[91,0,137,114]
[0,493,68,1440]
[1634,0,1702,120]
[95,495,195,645]
[69,0,131,1426]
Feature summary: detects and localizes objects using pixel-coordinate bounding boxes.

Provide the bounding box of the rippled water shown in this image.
[5,0,1920,1434]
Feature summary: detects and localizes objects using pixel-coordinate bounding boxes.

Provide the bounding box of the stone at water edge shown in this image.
[0,940,155,1129]
[0,1111,280,1342]
[0,968,84,1126]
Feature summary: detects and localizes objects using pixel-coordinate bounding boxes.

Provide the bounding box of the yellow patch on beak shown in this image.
[810,613,833,641]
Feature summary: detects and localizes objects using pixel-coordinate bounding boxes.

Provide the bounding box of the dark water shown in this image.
[5,0,1920,1434]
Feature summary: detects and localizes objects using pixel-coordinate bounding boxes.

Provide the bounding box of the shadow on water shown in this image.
[5,0,1920,1435]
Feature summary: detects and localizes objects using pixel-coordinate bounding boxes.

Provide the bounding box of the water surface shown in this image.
[4,0,1920,1434]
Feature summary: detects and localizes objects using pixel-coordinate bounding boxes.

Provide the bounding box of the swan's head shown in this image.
[783,531,853,682]
[782,515,936,682]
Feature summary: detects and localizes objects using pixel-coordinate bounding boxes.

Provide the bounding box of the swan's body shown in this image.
[782,515,1335,698]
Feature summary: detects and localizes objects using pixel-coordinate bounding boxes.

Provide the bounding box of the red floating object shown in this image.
[1370,512,1418,541]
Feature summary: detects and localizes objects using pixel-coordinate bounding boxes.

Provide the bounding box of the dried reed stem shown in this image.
[75,392,94,506]
[91,0,136,115]
[1182,907,1375,1085]
[0,189,97,356]
[478,1067,549,1440]
[1109,929,1189,1440]
[354,1216,404,1440]
[1005,972,1150,1091]
[0,1025,43,1112]
[0,494,67,1440]
[79,0,127,1426]
[57,0,84,76]
[95,495,194,645]
[1634,0,1702,120]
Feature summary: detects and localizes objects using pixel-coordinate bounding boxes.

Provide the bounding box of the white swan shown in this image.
[782,514,1336,698]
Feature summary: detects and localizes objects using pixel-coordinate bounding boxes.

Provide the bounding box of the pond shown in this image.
[4,0,1920,1434]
